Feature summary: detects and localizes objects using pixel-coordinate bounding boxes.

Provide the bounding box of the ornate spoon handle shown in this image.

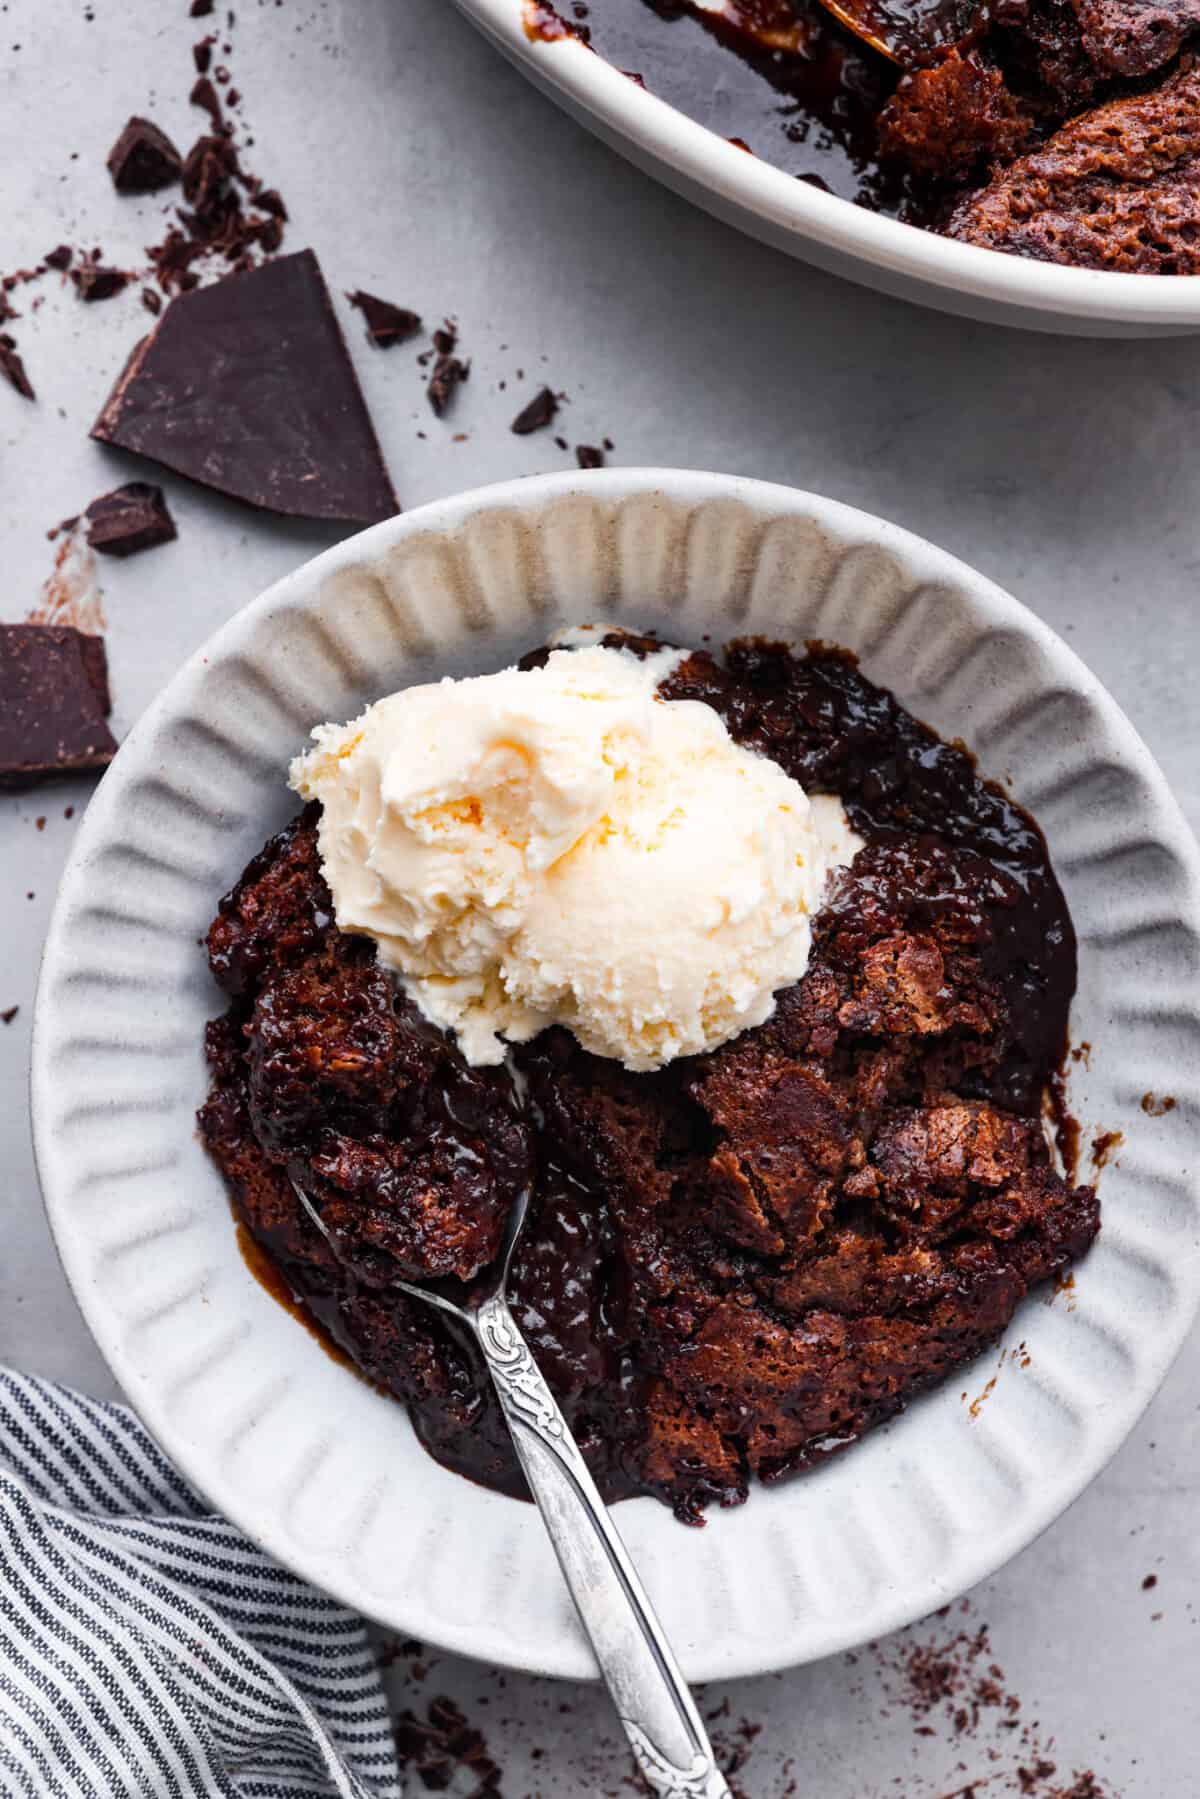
[473,1292,732,1799]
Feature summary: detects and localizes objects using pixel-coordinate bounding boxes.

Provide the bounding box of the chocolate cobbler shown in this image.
[199,638,1098,1523]
[558,0,1200,273]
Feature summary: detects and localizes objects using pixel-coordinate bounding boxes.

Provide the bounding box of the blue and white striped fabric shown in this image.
[0,1369,403,1799]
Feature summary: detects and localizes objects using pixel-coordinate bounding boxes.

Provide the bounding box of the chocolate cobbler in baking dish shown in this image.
[560,0,1200,274]
[199,633,1098,1523]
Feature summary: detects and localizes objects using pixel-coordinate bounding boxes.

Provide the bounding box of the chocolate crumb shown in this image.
[553,434,568,450]
[1090,1129,1123,1170]
[64,806,74,819]
[1141,1091,1176,1116]
[395,1696,502,1795]
[1,1008,18,1025]
[142,287,163,315]
[511,385,558,434]
[190,74,224,130]
[576,443,605,468]
[347,289,422,347]
[72,260,129,303]
[43,245,73,271]
[0,334,34,400]
[107,117,183,194]
[85,483,177,558]
[194,34,216,72]
[1142,1572,1158,1589]
[190,0,215,15]
[428,352,469,418]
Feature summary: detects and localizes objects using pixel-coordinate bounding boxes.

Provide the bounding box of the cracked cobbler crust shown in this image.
[199,638,1098,1524]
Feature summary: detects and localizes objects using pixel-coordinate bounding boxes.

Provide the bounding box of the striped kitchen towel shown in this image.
[0,1368,403,1799]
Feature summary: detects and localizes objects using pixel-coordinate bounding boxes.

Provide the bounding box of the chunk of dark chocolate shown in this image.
[107,117,183,194]
[43,245,73,272]
[0,625,118,787]
[347,289,422,347]
[0,335,34,401]
[510,386,558,435]
[91,250,399,524]
[85,483,177,557]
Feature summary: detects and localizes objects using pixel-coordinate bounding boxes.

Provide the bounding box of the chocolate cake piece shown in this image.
[990,0,1103,114]
[0,624,117,787]
[1073,0,1200,74]
[877,55,1032,182]
[107,117,183,193]
[85,482,176,556]
[92,250,399,523]
[205,807,334,998]
[203,811,531,1287]
[947,61,1200,270]
[199,640,1097,1524]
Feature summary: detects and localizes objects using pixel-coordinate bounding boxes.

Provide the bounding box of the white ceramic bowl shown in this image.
[32,470,1200,1681]
[453,0,1200,338]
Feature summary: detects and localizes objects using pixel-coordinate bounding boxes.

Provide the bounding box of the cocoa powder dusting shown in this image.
[374,1595,1118,1797]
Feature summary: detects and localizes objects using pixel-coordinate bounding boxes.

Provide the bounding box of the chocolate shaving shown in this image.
[85,483,177,558]
[347,289,422,347]
[0,334,34,400]
[510,385,558,434]
[190,74,225,130]
[107,117,183,194]
[576,443,605,468]
[427,352,469,417]
[0,1008,18,1026]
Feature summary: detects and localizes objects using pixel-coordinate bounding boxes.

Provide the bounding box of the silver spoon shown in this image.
[292,1177,733,1799]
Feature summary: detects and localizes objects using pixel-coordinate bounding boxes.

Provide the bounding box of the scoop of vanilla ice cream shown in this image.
[290,641,861,1071]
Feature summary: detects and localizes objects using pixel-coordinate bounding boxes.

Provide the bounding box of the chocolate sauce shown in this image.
[568,0,933,219]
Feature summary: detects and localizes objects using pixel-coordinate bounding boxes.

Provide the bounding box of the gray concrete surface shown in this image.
[1,2,1196,1792]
